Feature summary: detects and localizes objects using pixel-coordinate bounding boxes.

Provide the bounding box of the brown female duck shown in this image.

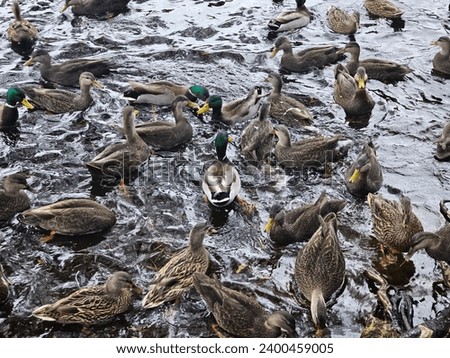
[24,49,114,87]
[142,223,212,309]
[294,213,346,331]
[265,72,313,127]
[271,37,345,74]
[32,271,141,325]
[364,0,404,19]
[431,36,450,77]
[193,273,296,337]
[327,5,360,35]
[0,173,32,222]
[7,1,38,56]
[345,141,383,196]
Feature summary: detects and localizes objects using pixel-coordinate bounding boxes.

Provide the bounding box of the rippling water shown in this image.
[0,0,450,338]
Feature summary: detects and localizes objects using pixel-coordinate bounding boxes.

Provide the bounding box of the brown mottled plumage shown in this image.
[0,173,32,222]
[7,1,38,56]
[327,6,360,35]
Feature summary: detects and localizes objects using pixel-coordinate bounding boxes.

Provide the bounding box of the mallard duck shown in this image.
[7,1,38,57]
[24,49,114,87]
[124,80,209,108]
[134,96,193,149]
[0,264,10,306]
[294,213,346,330]
[264,192,346,246]
[364,0,404,19]
[268,0,312,32]
[142,223,212,309]
[270,37,345,74]
[272,125,342,169]
[21,198,116,238]
[192,272,296,337]
[21,72,102,114]
[203,131,249,211]
[264,72,313,127]
[197,87,263,126]
[0,173,32,222]
[338,42,413,83]
[62,0,131,18]
[0,87,34,128]
[333,64,375,119]
[327,5,360,35]
[367,193,423,258]
[435,122,450,161]
[431,36,450,76]
[345,141,383,196]
[405,200,450,264]
[86,106,150,178]
[240,101,274,163]
[32,271,141,325]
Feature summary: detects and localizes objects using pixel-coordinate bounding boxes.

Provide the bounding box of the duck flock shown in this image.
[0,0,450,338]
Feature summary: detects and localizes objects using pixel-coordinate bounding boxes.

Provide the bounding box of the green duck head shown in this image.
[6,88,34,109]
[214,130,231,161]
[197,95,222,115]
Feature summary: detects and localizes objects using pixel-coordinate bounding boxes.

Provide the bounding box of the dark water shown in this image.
[0,0,449,338]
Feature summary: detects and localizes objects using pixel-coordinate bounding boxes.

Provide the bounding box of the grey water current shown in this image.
[0,0,449,337]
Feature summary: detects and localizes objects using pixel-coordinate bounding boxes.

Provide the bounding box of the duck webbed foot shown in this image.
[40,229,57,243]
[235,196,256,215]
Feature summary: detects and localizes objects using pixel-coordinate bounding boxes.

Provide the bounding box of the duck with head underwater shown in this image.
[364,0,404,19]
[197,87,263,127]
[203,131,255,214]
[7,1,38,57]
[0,87,34,129]
[193,272,296,338]
[61,0,131,18]
[268,0,312,33]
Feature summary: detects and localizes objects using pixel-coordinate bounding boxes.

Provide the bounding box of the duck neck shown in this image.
[173,103,187,124]
[216,143,228,162]
[271,79,282,95]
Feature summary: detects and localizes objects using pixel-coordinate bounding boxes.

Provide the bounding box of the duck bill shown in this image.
[92,80,104,89]
[24,58,34,66]
[228,136,233,143]
[357,78,366,89]
[270,48,279,58]
[21,98,34,110]
[187,100,200,110]
[197,103,210,115]
[61,3,69,12]
[348,169,360,183]
[133,109,139,116]
[430,40,438,46]
[264,218,274,233]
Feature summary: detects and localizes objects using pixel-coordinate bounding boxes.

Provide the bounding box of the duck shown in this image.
[268,0,312,33]
[405,200,450,265]
[32,271,142,325]
[327,5,360,35]
[86,106,150,178]
[264,72,313,127]
[7,1,38,57]
[123,80,209,108]
[240,101,274,163]
[435,122,450,161]
[0,173,33,222]
[142,223,212,309]
[264,192,346,246]
[364,0,404,19]
[338,42,413,83]
[333,64,375,119]
[134,96,193,149]
[192,272,296,338]
[0,264,10,306]
[345,141,383,197]
[21,72,102,114]
[24,49,114,87]
[294,213,346,331]
[367,193,423,259]
[62,0,131,18]
[197,87,263,126]
[270,37,345,74]
[0,87,34,128]
[21,198,116,240]
[272,124,342,170]
[431,36,450,77]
